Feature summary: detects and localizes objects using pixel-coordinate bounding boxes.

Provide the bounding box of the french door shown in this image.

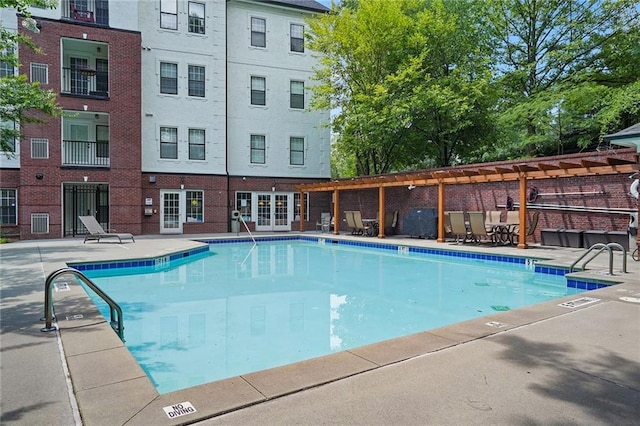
[255,193,291,231]
[160,191,182,234]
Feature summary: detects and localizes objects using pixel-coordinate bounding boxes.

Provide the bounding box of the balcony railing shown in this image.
[63,140,110,167]
[62,67,109,98]
[61,0,109,26]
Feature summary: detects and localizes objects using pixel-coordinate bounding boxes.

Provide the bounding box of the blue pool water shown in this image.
[81,239,584,394]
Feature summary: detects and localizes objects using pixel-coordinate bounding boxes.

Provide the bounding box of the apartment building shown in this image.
[0,0,331,240]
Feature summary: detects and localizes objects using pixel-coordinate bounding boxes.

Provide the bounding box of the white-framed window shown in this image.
[188,1,205,34]
[251,76,266,106]
[186,190,203,222]
[290,136,304,165]
[251,17,266,48]
[290,80,304,109]
[290,24,304,53]
[30,63,48,84]
[188,65,205,97]
[160,126,178,159]
[30,138,49,159]
[250,134,265,164]
[0,47,15,77]
[160,0,178,30]
[188,128,205,160]
[236,191,251,221]
[0,121,16,152]
[160,62,178,94]
[31,213,49,234]
[0,189,17,225]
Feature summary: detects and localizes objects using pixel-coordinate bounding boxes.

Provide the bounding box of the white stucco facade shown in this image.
[226,0,330,179]
[139,0,227,175]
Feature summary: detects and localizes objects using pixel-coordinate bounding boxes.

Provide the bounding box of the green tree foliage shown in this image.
[308,0,497,174]
[486,0,640,158]
[1,0,61,156]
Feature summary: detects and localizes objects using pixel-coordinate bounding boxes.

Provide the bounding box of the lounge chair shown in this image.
[316,212,331,233]
[468,211,497,244]
[79,215,135,243]
[448,211,472,243]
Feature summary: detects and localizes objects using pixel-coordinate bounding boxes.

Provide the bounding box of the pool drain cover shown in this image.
[491,305,510,311]
[558,297,600,309]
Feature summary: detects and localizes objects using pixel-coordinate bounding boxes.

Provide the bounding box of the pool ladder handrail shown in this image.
[41,267,124,340]
[239,215,257,245]
[569,243,627,275]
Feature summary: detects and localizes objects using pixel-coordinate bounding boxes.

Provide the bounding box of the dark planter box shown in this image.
[583,230,628,250]
[561,229,584,248]
[541,229,561,246]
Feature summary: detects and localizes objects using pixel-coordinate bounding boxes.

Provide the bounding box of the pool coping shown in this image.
[46,234,639,425]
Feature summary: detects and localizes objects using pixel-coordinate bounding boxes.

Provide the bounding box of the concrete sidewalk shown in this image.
[1,235,638,425]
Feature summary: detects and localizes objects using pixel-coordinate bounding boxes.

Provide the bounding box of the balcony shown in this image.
[63,140,110,167]
[62,67,108,98]
[61,38,109,98]
[61,0,109,26]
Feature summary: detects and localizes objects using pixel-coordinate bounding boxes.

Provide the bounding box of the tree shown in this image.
[0,0,60,156]
[308,0,497,174]
[487,0,640,158]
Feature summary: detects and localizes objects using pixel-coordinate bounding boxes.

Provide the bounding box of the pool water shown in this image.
[82,240,583,394]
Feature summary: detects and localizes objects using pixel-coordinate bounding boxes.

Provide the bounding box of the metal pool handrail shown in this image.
[41,267,124,340]
[569,243,627,275]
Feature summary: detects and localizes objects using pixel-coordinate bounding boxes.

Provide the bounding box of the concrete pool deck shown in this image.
[1,233,638,425]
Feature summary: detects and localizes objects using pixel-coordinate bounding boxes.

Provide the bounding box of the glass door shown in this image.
[161,191,182,234]
[254,193,291,231]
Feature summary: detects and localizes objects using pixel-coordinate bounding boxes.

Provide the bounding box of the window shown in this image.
[290,80,304,109]
[290,24,304,53]
[236,192,251,221]
[0,189,17,225]
[290,137,304,165]
[30,63,48,84]
[160,127,178,159]
[188,2,205,34]
[251,76,266,106]
[186,190,203,222]
[160,62,178,94]
[96,125,109,158]
[294,192,308,221]
[188,65,205,97]
[31,138,49,159]
[188,128,205,160]
[160,0,177,30]
[251,17,266,48]
[0,47,15,77]
[0,121,16,152]
[250,134,265,164]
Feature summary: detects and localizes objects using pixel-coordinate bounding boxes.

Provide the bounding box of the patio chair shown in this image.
[79,215,135,243]
[344,211,362,235]
[352,210,373,236]
[512,211,540,241]
[316,212,331,233]
[448,211,473,243]
[468,211,497,244]
[384,210,398,235]
[485,210,502,230]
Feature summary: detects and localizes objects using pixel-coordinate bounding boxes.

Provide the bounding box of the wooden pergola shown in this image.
[296,156,639,249]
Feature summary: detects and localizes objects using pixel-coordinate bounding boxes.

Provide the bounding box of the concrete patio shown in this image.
[1,233,638,425]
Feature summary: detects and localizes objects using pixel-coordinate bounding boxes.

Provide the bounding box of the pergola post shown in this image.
[333,189,340,235]
[437,180,445,243]
[378,186,386,238]
[518,174,528,249]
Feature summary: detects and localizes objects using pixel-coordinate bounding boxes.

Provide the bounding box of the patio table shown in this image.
[487,222,518,245]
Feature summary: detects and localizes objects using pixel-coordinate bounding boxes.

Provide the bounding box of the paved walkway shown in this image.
[1,234,638,425]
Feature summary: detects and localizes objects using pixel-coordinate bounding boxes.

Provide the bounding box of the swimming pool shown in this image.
[80,238,587,394]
